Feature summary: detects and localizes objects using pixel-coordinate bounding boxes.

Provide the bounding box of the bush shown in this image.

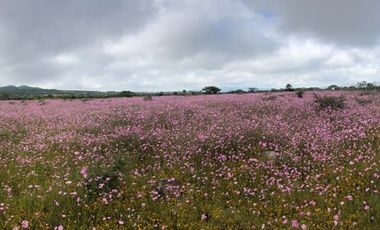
[314,94,346,110]
[355,97,373,105]
[295,90,304,98]
[144,95,153,101]
[85,155,127,199]
[261,95,277,101]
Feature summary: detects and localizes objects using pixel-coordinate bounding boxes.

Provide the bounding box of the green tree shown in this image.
[202,86,221,94]
[366,83,376,89]
[248,87,258,93]
[356,81,368,89]
[327,85,339,90]
[119,91,135,97]
[285,84,294,91]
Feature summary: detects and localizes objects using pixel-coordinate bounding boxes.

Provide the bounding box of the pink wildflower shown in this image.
[80,167,88,178]
[291,220,299,228]
[21,220,29,229]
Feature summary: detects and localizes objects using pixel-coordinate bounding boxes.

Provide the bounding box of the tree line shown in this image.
[0,81,378,100]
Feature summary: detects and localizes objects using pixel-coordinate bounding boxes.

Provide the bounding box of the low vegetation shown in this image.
[0,91,379,229]
[314,94,346,110]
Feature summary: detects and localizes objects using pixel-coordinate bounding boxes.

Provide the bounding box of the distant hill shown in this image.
[0,85,119,100]
[0,85,50,94]
[0,85,203,100]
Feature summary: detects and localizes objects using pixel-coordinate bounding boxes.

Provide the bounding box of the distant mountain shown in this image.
[0,85,20,91]
[18,85,44,90]
[0,85,57,95]
[0,85,119,99]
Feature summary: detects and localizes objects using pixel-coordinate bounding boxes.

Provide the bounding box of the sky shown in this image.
[0,0,379,91]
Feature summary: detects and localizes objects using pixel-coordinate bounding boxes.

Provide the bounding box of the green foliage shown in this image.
[327,85,340,90]
[285,83,294,91]
[86,155,127,199]
[228,89,246,94]
[202,86,221,94]
[0,93,10,100]
[248,88,258,93]
[366,83,376,89]
[356,81,377,90]
[357,81,369,89]
[119,91,135,97]
[295,90,305,98]
[355,97,373,105]
[144,95,153,101]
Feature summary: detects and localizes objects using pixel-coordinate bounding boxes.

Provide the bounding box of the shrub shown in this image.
[85,155,127,199]
[261,95,277,101]
[38,99,47,106]
[355,97,373,105]
[314,94,346,110]
[144,95,153,101]
[295,90,304,98]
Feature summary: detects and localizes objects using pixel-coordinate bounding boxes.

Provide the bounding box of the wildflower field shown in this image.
[0,91,379,229]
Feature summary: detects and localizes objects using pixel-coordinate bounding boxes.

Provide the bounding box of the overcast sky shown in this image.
[0,0,379,91]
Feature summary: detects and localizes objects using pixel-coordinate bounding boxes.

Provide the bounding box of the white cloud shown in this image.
[326,51,354,67]
[53,53,81,66]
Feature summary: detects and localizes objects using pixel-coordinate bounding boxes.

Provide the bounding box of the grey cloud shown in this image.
[105,0,277,68]
[244,0,380,47]
[0,0,379,91]
[0,0,156,62]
